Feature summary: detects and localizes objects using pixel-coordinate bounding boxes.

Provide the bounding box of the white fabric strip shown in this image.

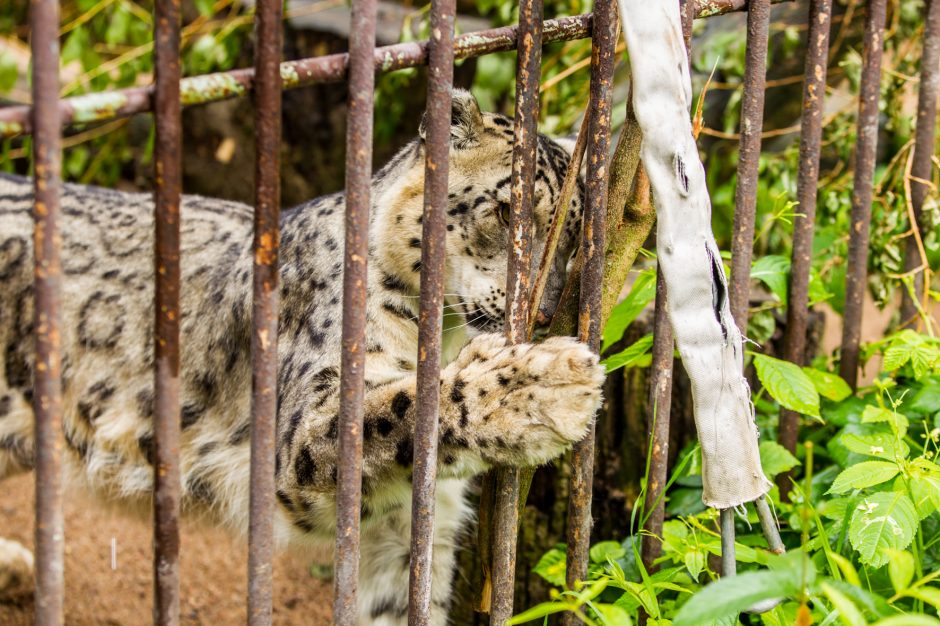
[617,0,772,508]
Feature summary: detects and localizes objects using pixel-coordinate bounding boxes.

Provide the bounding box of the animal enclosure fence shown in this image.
[3,0,937,624]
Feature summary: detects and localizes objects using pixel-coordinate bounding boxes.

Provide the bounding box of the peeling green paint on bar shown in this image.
[0,120,24,136]
[179,72,248,106]
[0,2,793,140]
[279,64,300,88]
[70,92,130,123]
[696,1,731,18]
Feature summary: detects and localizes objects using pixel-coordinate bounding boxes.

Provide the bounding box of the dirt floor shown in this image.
[0,473,333,625]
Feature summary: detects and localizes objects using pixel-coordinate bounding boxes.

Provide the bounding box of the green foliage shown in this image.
[753,353,821,419]
[517,327,940,625]
[1,0,254,186]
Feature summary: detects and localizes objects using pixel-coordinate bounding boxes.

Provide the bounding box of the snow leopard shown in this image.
[0,89,604,624]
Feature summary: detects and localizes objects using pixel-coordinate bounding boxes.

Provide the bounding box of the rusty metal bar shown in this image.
[778,0,832,494]
[407,0,455,620]
[720,507,736,576]
[246,0,283,623]
[562,0,616,621]
[152,0,183,624]
[728,0,771,331]
[839,0,887,388]
[333,0,376,622]
[489,0,544,621]
[900,0,940,325]
[640,276,672,569]
[31,0,64,622]
[0,1,795,140]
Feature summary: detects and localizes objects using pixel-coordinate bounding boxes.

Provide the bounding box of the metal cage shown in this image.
[3,0,936,623]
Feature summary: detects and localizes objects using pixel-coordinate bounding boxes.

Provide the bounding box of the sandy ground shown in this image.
[0,473,333,625]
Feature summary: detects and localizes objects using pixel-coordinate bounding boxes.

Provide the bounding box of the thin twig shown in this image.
[527,115,589,338]
[902,148,935,335]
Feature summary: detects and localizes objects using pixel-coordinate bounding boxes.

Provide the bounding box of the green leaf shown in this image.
[507,601,570,624]
[861,405,909,436]
[909,458,940,518]
[753,354,821,418]
[903,586,940,610]
[666,487,707,516]
[871,617,940,626]
[759,440,800,478]
[62,29,89,67]
[751,255,790,303]
[683,550,705,580]
[883,343,914,371]
[601,270,655,352]
[672,569,797,626]
[194,0,216,16]
[592,603,633,626]
[803,368,853,402]
[828,461,900,494]
[602,334,653,373]
[808,268,834,305]
[105,6,131,45]
[909,377,940,414]
[820,581,866,626]
[532,547,566,587]
[909,347,936,379]
[848,491,919,568]
[0,51,18,95]
[590,541,625,564]
[829,553,861,587]
[886,549,915,593]
[825,579,896,619]
[839,431,909,461]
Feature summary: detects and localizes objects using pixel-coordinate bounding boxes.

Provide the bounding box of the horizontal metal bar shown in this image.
[0,0,794,139]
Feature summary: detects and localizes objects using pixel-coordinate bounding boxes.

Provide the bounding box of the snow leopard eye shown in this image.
[497,202,511,227]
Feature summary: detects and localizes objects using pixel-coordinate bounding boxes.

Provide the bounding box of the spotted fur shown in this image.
[0,90,603,624]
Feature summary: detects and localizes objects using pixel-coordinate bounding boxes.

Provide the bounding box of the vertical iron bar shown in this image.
[640,0,692,586]
[247,0,283,623]
[152,0,182,623]
[563,0,616,621]
[489,0,543,622]
[31,0,64,622]
[728,0,771,331]
[900,0,940,325]
[777,0,832,494]
[719,508,736,576]
[839,0,887,388]
[755,496,785,553]
[333,0,377,622]
[407,0,455,620]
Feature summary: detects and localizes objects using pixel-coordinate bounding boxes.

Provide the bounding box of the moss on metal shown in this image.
[70,92,130,124]
[180,73,247,107]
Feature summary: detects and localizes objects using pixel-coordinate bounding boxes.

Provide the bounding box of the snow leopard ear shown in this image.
[419,89,483,149]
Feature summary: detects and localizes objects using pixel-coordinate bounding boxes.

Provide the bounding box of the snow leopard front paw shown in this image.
[0,538,34,602]
[446,334,605,467]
